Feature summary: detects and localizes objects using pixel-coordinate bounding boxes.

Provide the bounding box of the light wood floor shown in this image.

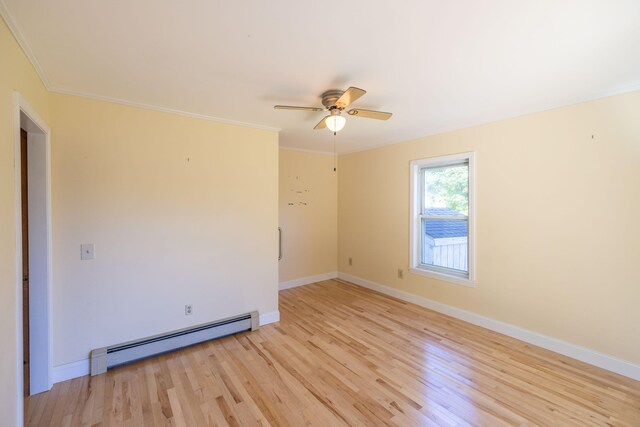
[26,279,640,426]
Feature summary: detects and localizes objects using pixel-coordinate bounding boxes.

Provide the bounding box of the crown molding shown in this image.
[0,0,51,89]
[50,88,281,132]
[1,1,280,133]
[279,146,335,156]
[339,86,640,157]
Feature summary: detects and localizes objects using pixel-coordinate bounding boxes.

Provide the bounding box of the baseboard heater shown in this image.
[90,311,259,376]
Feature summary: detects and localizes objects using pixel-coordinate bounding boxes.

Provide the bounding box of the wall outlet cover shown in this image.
[81,244,95,260]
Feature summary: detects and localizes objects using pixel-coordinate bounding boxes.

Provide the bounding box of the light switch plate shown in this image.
[81,244,95,260]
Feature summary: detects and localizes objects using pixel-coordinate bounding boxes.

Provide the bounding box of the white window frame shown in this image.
[410,152,476,287]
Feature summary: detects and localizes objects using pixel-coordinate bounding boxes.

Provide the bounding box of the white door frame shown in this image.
[13,91,53,414]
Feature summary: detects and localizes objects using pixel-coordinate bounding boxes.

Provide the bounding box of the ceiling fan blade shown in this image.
[335,87,366,109]
[347,109,392,120]
[274,105,324,112]
[314,116,329,129]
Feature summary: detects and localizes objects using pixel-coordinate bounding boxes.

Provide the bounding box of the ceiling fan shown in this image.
[274,87,392,132]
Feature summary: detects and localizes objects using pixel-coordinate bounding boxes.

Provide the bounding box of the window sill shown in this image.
[409,267,476,288]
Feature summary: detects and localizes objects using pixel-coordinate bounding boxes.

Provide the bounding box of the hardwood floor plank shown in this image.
[50,379,74,427]
[28,382,53,426]
[27,280,640,426]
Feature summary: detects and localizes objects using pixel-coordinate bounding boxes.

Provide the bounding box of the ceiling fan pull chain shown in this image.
[333,131,337,172]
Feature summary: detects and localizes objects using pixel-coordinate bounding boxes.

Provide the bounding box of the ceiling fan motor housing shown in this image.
[321,89,345,109]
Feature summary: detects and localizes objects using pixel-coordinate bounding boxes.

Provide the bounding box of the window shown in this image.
[410,152,475,286]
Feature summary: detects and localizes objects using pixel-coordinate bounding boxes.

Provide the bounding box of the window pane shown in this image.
[421,162,469,274]
[421,218,468,272]
[423,163,468,215]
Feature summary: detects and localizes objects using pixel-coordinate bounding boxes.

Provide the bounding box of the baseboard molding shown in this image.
[53,359,89,383]
[259,310,280,325]
[338,272,640,381]
[52,310,281,384]
[279,272,338,290]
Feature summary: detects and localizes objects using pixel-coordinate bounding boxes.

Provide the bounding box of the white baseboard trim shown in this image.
[53,359,89,384]
[338,272,640,381]
[279,271,338,290]
[259,310,280,326]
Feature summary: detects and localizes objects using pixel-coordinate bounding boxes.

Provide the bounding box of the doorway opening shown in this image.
[14,92,52,406]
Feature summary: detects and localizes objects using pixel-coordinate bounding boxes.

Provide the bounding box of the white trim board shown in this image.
[51,311,281,384]
[259,310,280,326]
[337,272,640,381]
[14,92,53,427]
[279,272,338,291]
[53,360,89,384]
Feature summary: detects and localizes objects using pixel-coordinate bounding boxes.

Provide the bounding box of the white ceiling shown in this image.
[2,1,639,153]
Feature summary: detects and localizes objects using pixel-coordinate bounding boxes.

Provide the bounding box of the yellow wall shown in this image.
[279,149,337,283]
[49,93,279,366]
[339,91,640,364]
[0,17,50,426]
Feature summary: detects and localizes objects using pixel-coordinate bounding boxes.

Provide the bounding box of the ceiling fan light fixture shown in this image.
[274,87,392,132]
[325,115,346,132]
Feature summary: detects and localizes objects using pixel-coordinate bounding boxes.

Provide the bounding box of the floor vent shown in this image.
[90,311,259,375]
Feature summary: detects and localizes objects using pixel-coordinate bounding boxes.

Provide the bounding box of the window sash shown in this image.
[420,218,469,275]
[418,161,470,277]
[419,215,468,220]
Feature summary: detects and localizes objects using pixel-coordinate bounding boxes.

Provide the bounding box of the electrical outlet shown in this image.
[397,268,404,279]
[80,243,95,260]
[185,304,193,315]
[348,257,353,266]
